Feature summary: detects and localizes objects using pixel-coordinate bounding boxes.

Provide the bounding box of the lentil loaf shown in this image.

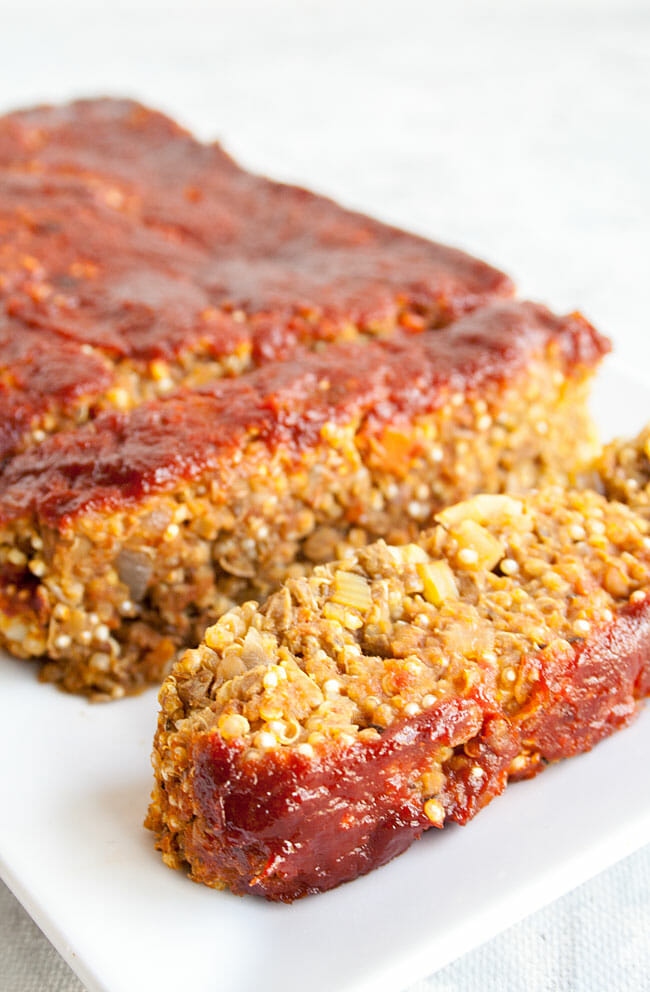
[0,301,607,697]
[146,487,650,901]
[0,97,512,460]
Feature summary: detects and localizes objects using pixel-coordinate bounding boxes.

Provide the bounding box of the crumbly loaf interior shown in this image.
[0,357,598,698]
[148,487,650,861]
[599,424,650,518]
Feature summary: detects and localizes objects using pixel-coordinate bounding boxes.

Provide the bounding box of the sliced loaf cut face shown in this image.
[147,487,650,901]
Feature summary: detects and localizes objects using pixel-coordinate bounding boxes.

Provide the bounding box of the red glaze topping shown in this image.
[0,98,512,330]
[186,596,650,901]
[0,301,609,528]
[190,693,517,901]
[513,592,650,772]
[0,315,113,459]
[0,98,514,458]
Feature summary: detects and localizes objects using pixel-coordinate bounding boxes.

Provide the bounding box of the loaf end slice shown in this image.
[147,488,650,900]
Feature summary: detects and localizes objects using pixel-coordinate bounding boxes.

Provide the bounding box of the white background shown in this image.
[0,1,649,990]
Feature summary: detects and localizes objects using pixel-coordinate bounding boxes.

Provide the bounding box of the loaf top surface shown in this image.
[0,97,511,358]
[0,301,608,528]
[0,97,518,462]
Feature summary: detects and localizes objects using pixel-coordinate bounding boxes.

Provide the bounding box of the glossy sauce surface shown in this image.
[191,692,517,900]
[0,98,512,334]
[514,593,650,771]
[0,98,514,458]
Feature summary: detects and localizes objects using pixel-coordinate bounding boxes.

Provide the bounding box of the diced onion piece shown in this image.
[331,571,372,611]
[436,494,525,529]
[116,548,153,601]
[240,626,269,668]
[395,543,429,564]
[417,560,458,605]
[452,519,504,571]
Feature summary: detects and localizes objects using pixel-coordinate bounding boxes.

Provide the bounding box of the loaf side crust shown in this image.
[0,303,607,696]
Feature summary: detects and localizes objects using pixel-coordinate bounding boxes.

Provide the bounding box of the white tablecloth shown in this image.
[1,0,649,988]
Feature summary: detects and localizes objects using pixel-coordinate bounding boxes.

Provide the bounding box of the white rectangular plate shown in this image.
[1,359,649,992]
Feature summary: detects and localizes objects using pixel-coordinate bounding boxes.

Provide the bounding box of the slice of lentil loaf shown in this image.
[0,301,607,697]
[146,487,650,901]
[0,97,512,459]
